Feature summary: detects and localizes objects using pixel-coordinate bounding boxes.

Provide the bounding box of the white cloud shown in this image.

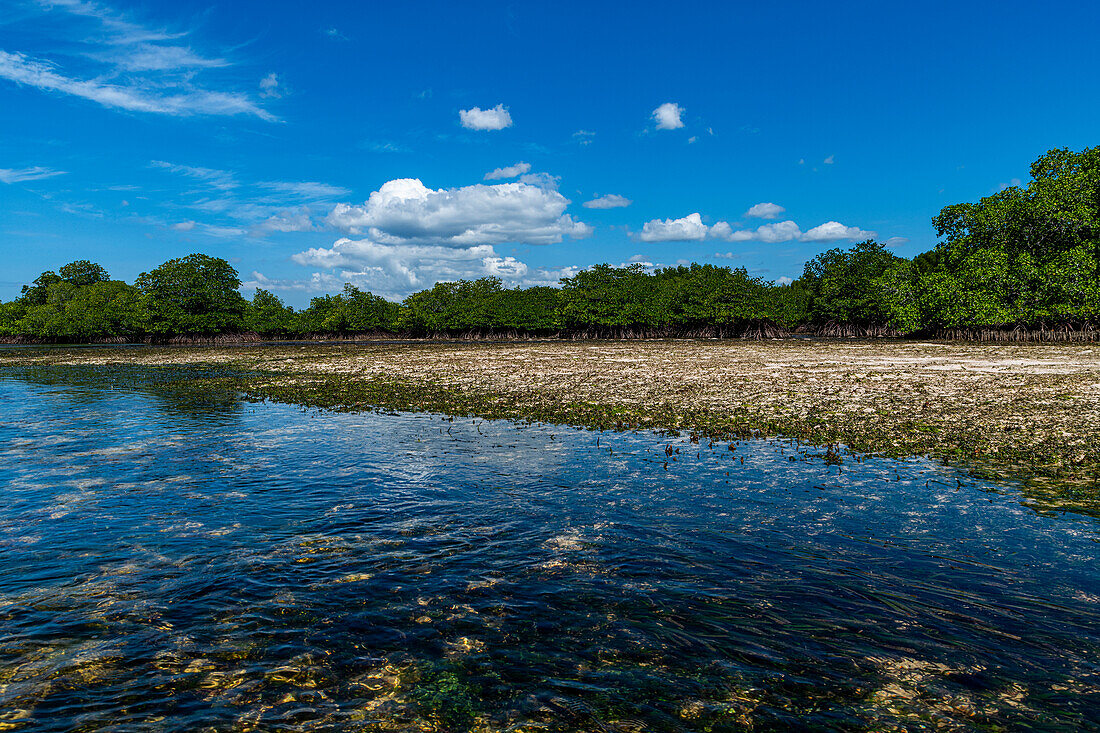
[103,44,226,72]
[484,161,531,180]
[583,194,632,209]
[259,72,282,99]
[151,160,237,190]
[708,221,734,240]
[573,130,595,145]
[38,0,185,45]
[257,180,350,199]
[776,276,794,286]
[728,220,803,243]
[459,104,512,131]
[824,155,835,165]
[1,3,272,120]
[289,237,578,299]
[0,166,66,183]
[884,236,910,248]
[0,51,274,119]
[171,220,196,231]
[325,178,591,247]
[744,202,785,219]
[652,102,685,130]
[636,212,709,242]
[197,224,247,238]
[252,207,317,234]
[517,172,561,190]
[801,221,875,242]
[151,163,345,237]
[712,219,875,244]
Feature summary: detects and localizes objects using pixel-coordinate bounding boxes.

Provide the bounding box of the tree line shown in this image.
[2,147,1097,341]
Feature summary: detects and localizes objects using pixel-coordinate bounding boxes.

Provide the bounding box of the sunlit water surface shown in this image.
[1,375,1098,731]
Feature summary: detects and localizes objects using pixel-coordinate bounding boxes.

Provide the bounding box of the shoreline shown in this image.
[3,339,1099,509]
[3,322,1100,345]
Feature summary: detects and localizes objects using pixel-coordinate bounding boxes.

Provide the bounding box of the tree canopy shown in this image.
[3,147,1098,342]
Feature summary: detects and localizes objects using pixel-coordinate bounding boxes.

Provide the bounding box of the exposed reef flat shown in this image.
[4,339,1099,507]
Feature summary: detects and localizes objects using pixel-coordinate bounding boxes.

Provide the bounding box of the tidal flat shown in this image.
[3,339,1099,509]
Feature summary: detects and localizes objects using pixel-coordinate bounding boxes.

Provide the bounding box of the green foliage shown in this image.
[399,277,505,332]
[8,280,143,340]
[245,289,299,336]
[20,271,62,305]
[801,240,918,330]
[298,284,400,333]
[651,264,772,327]
[926,146,1100,328]
[58,260,109,287]
[136,253,247,334]
[490,285,563,330]
[559,264,657,328]
[769,280,812,328]
[0,300,27,336]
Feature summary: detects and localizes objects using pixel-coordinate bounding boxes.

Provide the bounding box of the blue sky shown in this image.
[2,0,1098,305]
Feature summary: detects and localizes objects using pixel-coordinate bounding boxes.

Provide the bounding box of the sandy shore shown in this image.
[4,339,1099,502]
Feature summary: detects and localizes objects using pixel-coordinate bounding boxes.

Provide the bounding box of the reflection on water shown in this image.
[1,374,1098,731]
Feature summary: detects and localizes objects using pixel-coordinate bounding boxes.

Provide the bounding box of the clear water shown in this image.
[1,373,1098,731]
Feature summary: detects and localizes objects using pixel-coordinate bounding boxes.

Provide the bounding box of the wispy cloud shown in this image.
[0,50,274,120]
[150,160,237,190]
[257,181,351,199]
[0,2,274,120]
[151,160,349,238]
[0,166,67,184]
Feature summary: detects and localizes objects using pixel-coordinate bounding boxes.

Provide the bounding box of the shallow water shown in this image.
[0,374,1098,731]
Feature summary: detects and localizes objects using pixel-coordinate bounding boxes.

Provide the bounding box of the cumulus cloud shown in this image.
[708,221,734,240]
[712,219,876,243]
[171,220,196,231]
[636,212,709,242]
[459,104,512,131]
[776,276,794,286]
[0,166,66,183]
[824,155,835,165]
[744,202,785,219]
[325,178,591,247]
[289,237,579,299]
[583,194,632,209]
[652,102,685,130]
[484,161,531,180]
[801,221,875,242]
